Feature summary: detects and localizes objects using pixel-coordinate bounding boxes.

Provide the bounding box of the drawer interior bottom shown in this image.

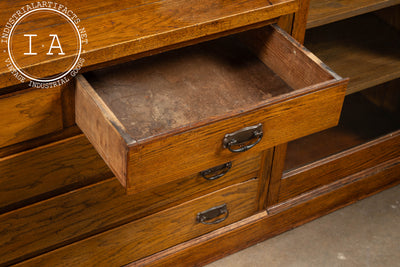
[84,36,294,142]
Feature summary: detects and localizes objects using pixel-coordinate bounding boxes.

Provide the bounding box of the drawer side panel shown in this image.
[75,75,128,187]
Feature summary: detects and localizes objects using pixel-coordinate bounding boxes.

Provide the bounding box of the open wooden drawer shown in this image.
[75,24,348,194]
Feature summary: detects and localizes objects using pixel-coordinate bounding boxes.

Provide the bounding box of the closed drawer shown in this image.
[76,24,348,194]
[0,155,258,265]
[14,178,258,266]
[0,134,111,213]
[0,87,63,148]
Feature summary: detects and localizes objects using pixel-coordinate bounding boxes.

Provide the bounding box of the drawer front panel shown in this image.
[75,24,348,194]
[0,134,111,213]
[0,87,63,148]
[127,83,346,193]
[11,178,258,266]
[0,153,259,265]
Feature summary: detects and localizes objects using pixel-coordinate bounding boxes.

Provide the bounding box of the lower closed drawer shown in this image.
[0,134,111,213]
[16,178,259,266]
[1,152,260,266]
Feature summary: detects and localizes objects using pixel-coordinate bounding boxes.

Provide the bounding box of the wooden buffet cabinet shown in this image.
[0,0,399,266]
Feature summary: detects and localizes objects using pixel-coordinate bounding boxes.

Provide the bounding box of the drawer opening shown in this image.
[76,24,347,193]
[305,11,400,95]
[81,25,340,146]
[284,80,400,173]
[279,80,400,201]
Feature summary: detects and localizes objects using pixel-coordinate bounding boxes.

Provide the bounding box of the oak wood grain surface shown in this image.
[266,143,288,207]
[305,14,400,95]
[76,25,347,193]
[13,178,259,267]
[307,0,400,28]
[0,0,298,89]
[0,134,111,214]
[290,0,310,43]
[270,157,400,215]
[75,75,129,187]
[125,82,345,194]
[130,158,400,266]
[0,87,63,148]
[85,37,293,141]
[256,149,275,210]
[0,125,81,158]
[0,153,260,266]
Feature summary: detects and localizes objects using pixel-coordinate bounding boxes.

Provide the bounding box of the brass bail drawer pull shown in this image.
[223,123,263,153]
[200,162,232,181]
[196,204,229,225]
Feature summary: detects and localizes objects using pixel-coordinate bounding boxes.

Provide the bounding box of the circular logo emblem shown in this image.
[2,2,88,88]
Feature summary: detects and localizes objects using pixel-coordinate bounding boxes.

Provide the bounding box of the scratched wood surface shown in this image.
[0,0,298,89]
[0,87,63,148]
[0,153,260,265]
[85,37,293,141]
[131,159,400,266]
[0,134,111,214]
[13,178,259,266]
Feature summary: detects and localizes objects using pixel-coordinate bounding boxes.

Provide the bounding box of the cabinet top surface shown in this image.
[0,0,298,89]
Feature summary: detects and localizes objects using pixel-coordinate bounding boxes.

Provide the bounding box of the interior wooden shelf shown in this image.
[307,0,400,28]
[305,14,400,95]
[284,86,400,172]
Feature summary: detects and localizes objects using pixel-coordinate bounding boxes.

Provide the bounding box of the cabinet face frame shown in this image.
[268,4,400,207]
